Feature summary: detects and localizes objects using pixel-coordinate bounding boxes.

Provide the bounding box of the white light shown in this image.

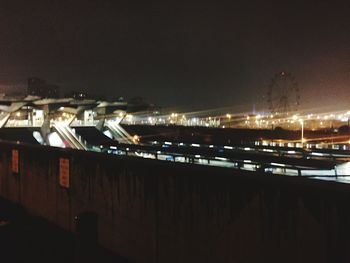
[287,151,296,154]
[195,155,201,158]
[224,146,233,150]
[110,146,117,150]
[244,160,252,163]
[262,149,274,152]
[244,147,251,151]
[209,145,214,148]
[191,143,200,147]
[47,132,65,148]
[103,130,113,139]
[311,152,323,156]
[215,157,228,161]
[33,131,44,144]
[164,141,172,145]
[271,162,285,167]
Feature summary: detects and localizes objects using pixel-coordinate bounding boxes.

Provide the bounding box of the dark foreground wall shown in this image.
[0,141,350,263]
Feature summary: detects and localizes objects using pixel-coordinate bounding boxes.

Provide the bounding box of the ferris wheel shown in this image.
[266,71,300,115]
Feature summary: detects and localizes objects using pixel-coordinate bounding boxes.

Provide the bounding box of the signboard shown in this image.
[59,158,70,188]
[11,150,19,174]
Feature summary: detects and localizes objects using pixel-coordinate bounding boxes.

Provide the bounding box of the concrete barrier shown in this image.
[0,141,349,262]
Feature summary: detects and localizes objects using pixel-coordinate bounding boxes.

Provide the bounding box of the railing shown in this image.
[5,119,44,127]
[101,143,340,178]
[52,123,87,150]
[105,121,134,144]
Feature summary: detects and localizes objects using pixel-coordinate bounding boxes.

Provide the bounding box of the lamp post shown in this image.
[299,119,304,147]
[226,113,231,128]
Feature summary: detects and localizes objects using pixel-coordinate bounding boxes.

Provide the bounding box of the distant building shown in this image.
[64,91,89,100]
[65,91,106,101]
[27,78,60,98]
[127,96,154,113]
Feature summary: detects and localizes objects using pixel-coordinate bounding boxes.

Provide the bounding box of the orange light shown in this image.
[133,135,140,143]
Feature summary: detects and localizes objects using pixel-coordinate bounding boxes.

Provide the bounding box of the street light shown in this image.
[299,119,305,146]
[226,113,231,127]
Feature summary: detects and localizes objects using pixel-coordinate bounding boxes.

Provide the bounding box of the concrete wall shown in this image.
[0,141,350,262]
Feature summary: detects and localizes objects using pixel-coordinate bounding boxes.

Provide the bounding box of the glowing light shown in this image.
[215,157,228,161]
[271,162,285,167]
[133,135,140,143]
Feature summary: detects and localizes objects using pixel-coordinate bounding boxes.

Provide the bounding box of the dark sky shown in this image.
[0,0,350,111]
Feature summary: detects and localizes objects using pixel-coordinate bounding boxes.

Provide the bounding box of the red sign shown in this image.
[11,150,19,174]
[59,158,70,188]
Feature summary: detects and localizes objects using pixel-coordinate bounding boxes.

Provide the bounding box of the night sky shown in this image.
[0,0,349,111]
